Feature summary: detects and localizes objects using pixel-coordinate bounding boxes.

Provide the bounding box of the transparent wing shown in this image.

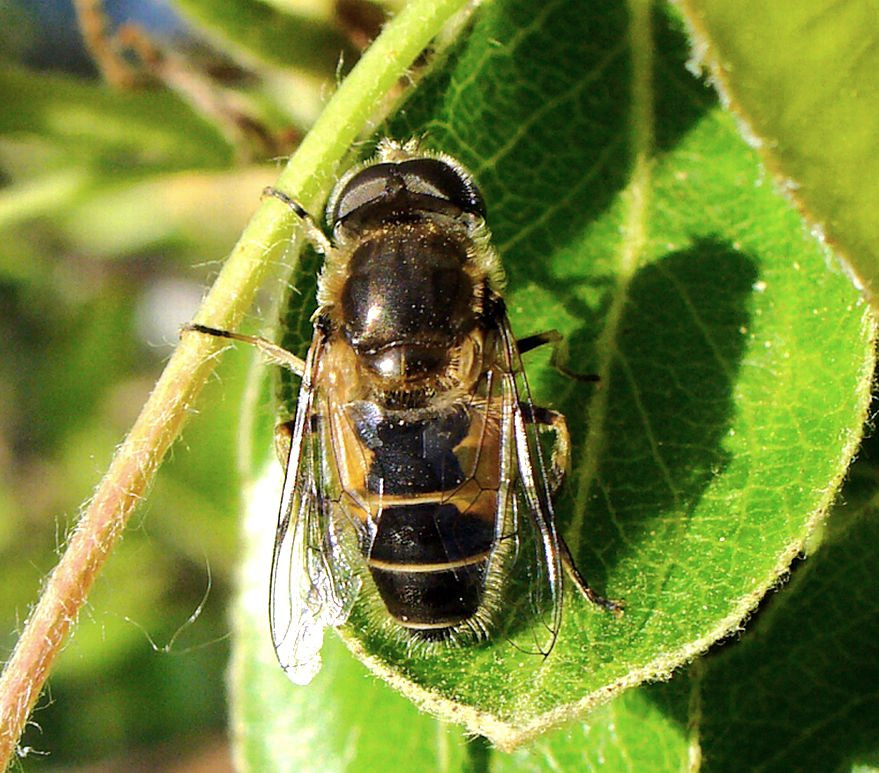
[269,332,362,684]
[485,316,565,654]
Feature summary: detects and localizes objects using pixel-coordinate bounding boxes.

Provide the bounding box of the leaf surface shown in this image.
[693,450,879,771]
[238,0,874,752]
[501,680,693,771]
[496,452,879,770]
[678,0,879,311]
[173,0,354,74]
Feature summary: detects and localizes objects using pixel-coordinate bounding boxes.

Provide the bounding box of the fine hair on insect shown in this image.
[184,138,622,684]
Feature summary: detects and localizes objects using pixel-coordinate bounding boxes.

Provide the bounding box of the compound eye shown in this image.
[331,163,397,225]
[396,158,486,219]
[330,157,486,226]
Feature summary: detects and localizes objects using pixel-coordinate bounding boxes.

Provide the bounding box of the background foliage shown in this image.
[1,0,877,770]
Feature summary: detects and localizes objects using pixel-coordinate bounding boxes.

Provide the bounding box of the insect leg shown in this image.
[516,329,563,355]
[517,330,599,383]
[522,403,624,616]
[558,536,625,615]
[182,323,306,376]
[521,404,569,496]
[274,420,295,466]
[262,187,333,255]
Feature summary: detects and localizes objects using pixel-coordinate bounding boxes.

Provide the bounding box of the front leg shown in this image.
[182,323,306,376]
[517,329,599,383]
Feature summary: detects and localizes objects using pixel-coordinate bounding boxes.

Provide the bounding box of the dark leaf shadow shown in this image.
[391,1,713,279]
[643,456,879,772]
[559,238,758,601]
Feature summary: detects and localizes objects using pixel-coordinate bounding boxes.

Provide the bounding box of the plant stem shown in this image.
[0,0,469,764]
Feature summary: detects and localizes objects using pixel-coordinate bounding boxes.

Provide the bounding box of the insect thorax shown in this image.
[341,220,478,377]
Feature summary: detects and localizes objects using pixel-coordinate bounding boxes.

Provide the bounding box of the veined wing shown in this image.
[485,315,565,654]
[269,330,362,684]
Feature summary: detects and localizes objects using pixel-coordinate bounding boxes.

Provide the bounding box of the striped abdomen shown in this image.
[343,401,499,638]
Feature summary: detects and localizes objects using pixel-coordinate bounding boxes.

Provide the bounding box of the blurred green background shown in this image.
[8,2,878,770]
[0,0,375,767]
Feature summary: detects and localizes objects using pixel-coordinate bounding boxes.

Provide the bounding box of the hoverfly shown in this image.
[187,139,620,684]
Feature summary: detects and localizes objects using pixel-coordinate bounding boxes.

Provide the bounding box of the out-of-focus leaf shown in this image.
[0,65,232,172]
[172,0,356,75]
[57,167,275,258]
[678,0,879,312]
[5,313,241,766]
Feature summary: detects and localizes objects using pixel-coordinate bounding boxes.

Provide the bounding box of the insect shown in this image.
[187,139,620,684]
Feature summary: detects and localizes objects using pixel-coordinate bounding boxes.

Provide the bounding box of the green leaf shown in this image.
[172,0,356,74]
[493,445,879,769]
[677,0,879,312]
[0,66,232,172]
[501,680,693,771]
[231,466,473,773]
[239,0,873,755]
[692,451,879,770]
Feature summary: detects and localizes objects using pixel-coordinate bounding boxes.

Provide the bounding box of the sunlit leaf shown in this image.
[678,0,879,311]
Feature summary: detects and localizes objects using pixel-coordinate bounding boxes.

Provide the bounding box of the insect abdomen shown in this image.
[367,502,494,637]
[349,404,499,638]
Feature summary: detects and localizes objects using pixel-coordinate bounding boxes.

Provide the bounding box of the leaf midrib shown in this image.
[570,0,656,552]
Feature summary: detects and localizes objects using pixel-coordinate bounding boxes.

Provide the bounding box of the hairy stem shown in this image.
[0,0,469,763]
